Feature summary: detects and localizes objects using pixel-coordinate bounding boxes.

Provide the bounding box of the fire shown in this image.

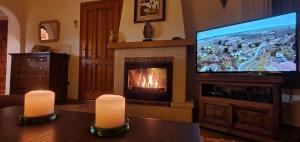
[137,70,160,88]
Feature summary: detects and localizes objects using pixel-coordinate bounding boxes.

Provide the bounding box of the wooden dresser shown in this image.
[10,52,69,102]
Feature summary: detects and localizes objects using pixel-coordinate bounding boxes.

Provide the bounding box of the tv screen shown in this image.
[196,13,297,73]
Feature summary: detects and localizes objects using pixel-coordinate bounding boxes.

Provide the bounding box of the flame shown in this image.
[155,80,158,88]
[137,69,160,88]
[148,72,154,87]
[142,76,147,87]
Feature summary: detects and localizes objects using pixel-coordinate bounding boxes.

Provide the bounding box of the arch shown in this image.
[0,5,21,95]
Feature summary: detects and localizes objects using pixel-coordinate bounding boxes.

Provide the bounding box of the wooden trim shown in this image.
[107,39,194,49]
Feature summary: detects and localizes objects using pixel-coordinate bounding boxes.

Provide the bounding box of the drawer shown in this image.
[19,67,49,74]
[233,106,274,136]
[18,74,49,88]
[24,56,36,63]
[19,59,49,72]
[200,100,232,127]
[36,56,49,63]
[22,56,49,64]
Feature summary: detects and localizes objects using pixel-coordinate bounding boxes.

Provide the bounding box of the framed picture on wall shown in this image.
[134,0,166,23]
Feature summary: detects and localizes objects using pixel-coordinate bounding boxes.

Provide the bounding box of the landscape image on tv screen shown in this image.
[196,13,297,72]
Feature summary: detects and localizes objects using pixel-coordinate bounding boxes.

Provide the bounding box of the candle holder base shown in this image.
[18,112,58,125]
[90,117,130,137]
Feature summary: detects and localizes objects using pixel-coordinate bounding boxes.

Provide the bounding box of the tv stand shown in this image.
[197,74,283,141]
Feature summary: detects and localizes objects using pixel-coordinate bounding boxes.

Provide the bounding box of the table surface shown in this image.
[0,106,200,142]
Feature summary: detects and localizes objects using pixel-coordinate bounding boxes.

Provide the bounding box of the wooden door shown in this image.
[80,0,121,99]
[0,20,8,95]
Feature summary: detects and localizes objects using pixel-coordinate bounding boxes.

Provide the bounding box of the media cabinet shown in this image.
[197,74,283,142]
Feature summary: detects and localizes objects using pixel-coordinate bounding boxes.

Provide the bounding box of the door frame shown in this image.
[79,0,123,100]
[0,20,8,95]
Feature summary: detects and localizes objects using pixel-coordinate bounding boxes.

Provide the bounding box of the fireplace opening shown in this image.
[128,68,167,92]
[124,60,172,103]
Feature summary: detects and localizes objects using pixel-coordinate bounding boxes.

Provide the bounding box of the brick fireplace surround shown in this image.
[109,40,194,122]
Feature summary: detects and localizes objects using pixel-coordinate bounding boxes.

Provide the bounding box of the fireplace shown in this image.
[124,57,173,103]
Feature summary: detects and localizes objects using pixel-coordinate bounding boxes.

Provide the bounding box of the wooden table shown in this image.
[0,106,200,142]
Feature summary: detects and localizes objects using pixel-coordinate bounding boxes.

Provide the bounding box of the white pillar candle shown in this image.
[24,90,55,117]
[95,95,125,128]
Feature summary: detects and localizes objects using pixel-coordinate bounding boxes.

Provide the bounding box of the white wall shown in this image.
[183,0,243,39]
[119,0,186,42]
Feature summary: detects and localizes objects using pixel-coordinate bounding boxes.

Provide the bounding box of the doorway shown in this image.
[80,0,122,99]
[0,19,8,95]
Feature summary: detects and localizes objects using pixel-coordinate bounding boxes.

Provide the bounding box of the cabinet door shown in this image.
[234,106,274,136]
[200,101,232,126]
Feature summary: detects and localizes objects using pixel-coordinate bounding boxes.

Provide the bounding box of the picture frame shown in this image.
[39,20,60,43]
[134,0,166,23]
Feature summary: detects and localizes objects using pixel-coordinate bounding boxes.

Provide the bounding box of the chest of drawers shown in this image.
[10,52,69,102]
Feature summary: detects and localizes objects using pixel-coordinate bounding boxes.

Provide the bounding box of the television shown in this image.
[196,12,298,73]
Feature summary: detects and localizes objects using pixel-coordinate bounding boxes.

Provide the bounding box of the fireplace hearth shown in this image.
[124,57,173,103]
